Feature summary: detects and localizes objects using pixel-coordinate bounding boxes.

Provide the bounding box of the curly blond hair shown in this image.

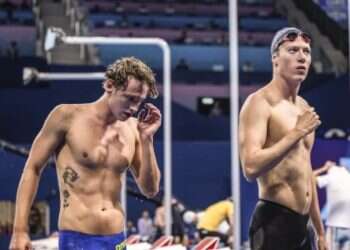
[105,57,158,98]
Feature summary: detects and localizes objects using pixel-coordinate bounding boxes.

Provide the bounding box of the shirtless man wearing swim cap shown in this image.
[239,27,327,250]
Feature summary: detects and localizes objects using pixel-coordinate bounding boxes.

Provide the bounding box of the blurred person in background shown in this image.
[314,161,350,250]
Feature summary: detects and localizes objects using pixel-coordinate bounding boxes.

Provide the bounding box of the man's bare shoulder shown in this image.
[242,88,271,113]
[47,104,81,129]
[50,104,78,119]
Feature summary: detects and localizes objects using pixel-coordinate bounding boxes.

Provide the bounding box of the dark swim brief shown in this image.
[59,230,126,250]
[249,199,312,250]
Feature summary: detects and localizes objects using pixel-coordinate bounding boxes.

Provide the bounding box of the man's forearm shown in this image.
[13,167,41,233]
[138,137,160,197]
[310,176,325,237]
[243,129,303,180]
[313,165,329,177]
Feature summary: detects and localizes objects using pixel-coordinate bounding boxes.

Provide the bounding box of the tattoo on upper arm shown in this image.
[62,166,79,208]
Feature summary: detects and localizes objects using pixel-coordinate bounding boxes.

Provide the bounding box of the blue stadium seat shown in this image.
[13,10,34,24]
[240,17,288,31]
[96,44,272,71]
[0,26,36,56]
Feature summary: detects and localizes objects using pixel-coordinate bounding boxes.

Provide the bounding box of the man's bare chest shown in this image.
[65,118,136,169]
[268,103,313,148]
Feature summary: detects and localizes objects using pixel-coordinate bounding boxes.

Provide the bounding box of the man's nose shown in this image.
[297,54,306,63]
[297,51,307,63]
[130,104,140,114]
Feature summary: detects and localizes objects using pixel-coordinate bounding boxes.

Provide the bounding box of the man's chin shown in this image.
[296,72,307,80]
[291,75,306,84]
[119,113,131,121]
[297,77,306,83]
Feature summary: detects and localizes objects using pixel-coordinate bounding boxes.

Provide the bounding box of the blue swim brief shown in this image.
[59,230,126,250]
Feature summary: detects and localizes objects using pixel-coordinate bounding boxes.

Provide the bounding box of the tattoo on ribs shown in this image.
[63,189,70,208]
[62,166,79,188]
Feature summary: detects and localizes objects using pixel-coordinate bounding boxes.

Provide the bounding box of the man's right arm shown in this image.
[10,105,70,249]
[239,94,317,181]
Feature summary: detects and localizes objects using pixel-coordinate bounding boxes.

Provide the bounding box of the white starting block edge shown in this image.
[126,243,186,250]
[154,245,187,250]
[192,247,231,250]
[31,237,58,250]
[127,242,152,250]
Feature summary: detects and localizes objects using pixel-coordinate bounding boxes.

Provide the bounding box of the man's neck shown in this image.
[92,94,117,125]
[270,75,301,103]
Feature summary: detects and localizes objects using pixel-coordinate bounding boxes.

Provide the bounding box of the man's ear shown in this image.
[103,80,115,94]
[272,52,278,67]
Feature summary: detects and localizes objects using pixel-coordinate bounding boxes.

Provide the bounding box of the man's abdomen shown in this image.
[58,197,125,235]
[258,164,312,214]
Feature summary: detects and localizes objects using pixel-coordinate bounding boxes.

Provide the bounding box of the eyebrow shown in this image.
[125,92,146,100]
[285,44,311,50]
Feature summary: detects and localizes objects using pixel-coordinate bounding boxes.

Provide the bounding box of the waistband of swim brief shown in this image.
[258,199,309,219]
[59,230,126,240]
